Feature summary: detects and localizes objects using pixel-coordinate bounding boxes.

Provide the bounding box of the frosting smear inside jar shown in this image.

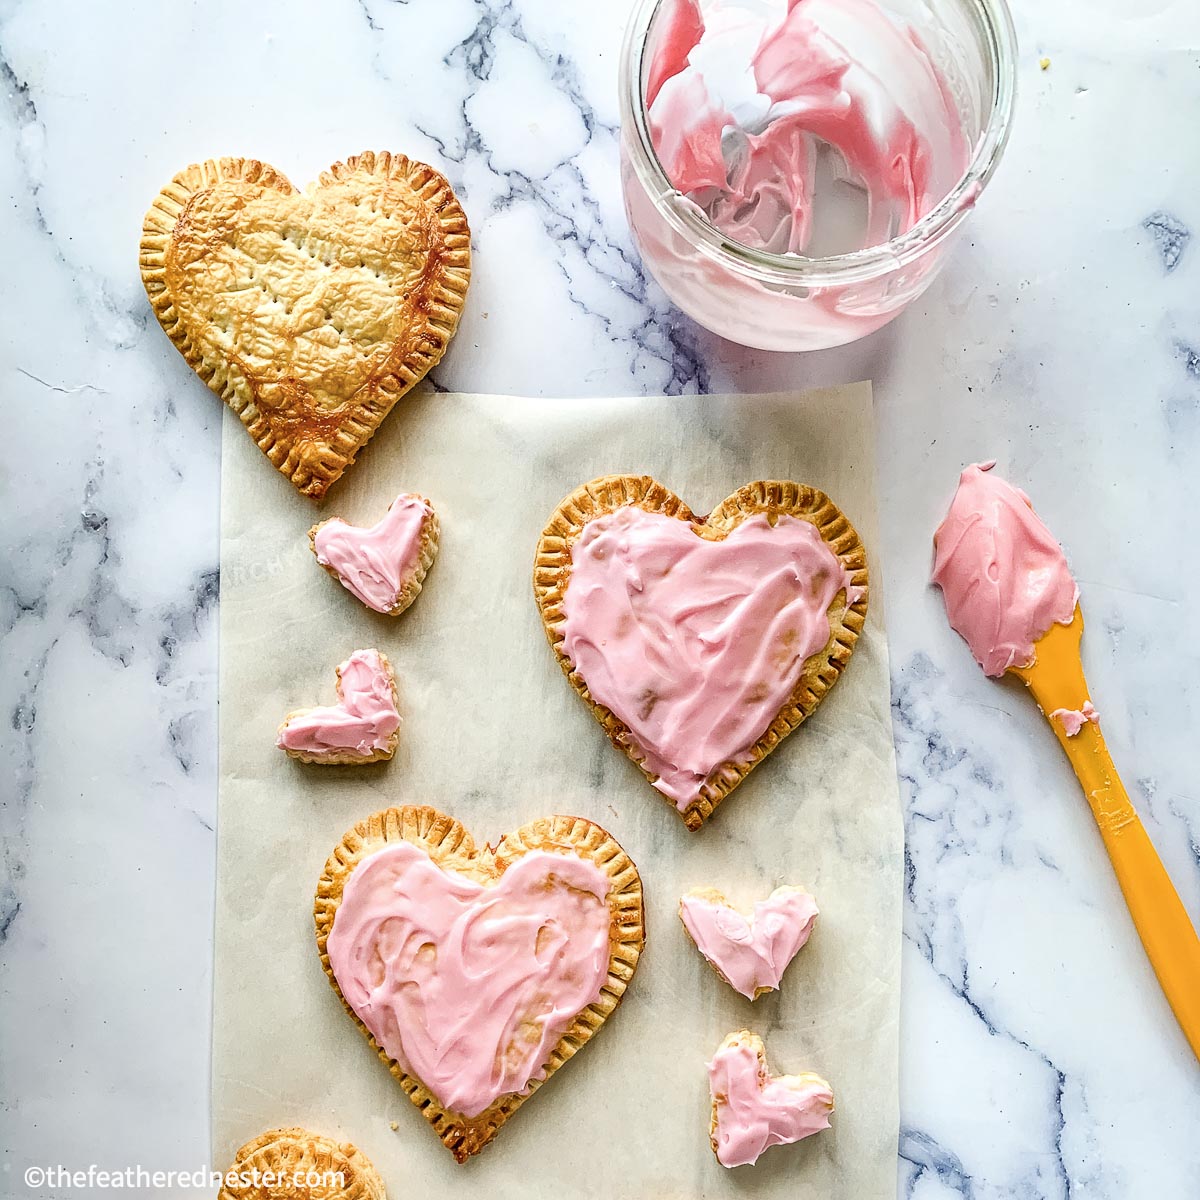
[646,0,971,255]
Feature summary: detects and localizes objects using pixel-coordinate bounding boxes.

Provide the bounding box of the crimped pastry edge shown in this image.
[313,805,645,1163]
[277,649,400,765]
[308,495,440,617]
[139,151,471,499]
[533,476,869,830]
[218,1125,386,1199]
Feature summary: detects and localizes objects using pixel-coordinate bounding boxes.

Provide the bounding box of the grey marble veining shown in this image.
[2,0,1199,1195]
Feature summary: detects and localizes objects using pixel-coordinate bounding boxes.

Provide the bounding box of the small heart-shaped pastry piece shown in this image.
[680,885,818,999]
[218,1127,385,1199]
[708,1031,833,1168]
[277,649,400,764]
[310,492,439,615]
[315,806,644,1162]
[140,152,470,497]
[534,476,868,829]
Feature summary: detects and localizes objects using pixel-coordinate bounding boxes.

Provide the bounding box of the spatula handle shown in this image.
[1060,722,1200,1063]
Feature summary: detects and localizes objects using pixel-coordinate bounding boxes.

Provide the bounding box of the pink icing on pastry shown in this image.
[276,649,400,758]
[313,493,433,614]
[931,462,1079,677]
[1051,701,1099,737]
[326,842,612,1118]
[680,887,818,999]
[645,0,969,254]
[559,506,857,810]
[709,1033,833,1168]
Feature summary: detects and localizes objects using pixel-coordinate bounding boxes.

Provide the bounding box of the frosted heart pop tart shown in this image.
[931,461,1200,1062]
[534,476,869,830]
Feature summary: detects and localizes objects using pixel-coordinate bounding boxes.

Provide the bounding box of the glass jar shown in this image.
[619,0,1018,351]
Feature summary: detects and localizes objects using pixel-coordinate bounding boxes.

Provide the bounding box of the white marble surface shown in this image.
[2,0,1199,1196]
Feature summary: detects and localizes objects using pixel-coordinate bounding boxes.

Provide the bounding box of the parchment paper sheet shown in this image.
[214,386,901,1199]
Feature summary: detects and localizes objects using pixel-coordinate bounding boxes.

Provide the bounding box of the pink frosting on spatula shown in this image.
[327,842,612,1118]
[931,462,1079,676]
[559,506,856,810]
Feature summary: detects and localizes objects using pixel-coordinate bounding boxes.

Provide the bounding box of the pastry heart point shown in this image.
[680,885,818,999]
[315,807,645,1162]
[535,477,868,829]
[311,492,439,615]
[277,649,400,763]
[708,1032,834,1168]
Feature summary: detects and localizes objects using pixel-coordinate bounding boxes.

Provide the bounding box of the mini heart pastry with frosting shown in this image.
[310,492,439,616]
[708,1031,834,1168]
[680,885,818,999]
[140,152,470,498]
[534,476,868,829]
[277,649,400,764]
[315,806,644,1162]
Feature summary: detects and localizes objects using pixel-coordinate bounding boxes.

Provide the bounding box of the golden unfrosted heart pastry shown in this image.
[140,152,470,498]
[315,806,645,1162]
[534,476,868,830]
[218,1127,385,1199]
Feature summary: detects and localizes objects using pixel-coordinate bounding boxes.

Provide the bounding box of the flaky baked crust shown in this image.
[534,476,869,830]
[308,497,440,617]
[140,152,470,498]
[314,806,645,1162]
[277,649,400,765]
[218,1126,385,1199]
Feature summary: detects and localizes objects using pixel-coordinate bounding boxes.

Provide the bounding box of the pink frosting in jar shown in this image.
[645,0,969,256]
[558,506,858,811]
[931,462,1079,677]
[276,649,400,758]
[326,842,612,1118]
[680,886,818,999]
[313,493,433,614]
[709,1033,833,1168]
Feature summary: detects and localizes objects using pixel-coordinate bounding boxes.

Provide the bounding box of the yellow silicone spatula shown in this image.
[1012,606,1200,1062]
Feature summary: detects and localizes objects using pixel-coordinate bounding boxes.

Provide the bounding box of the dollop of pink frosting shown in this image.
[931,462,1079,677]
[326,842,611,1118]
[1051,701,1099,737]
[559,506,857,810]
[645,0,969,254]
[313,493,433,614]
[680,887,818,999]
[276,649,400,758]
[709,1034,833,1167]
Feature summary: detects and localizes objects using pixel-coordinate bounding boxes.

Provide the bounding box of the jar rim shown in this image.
[619,0,1019,287]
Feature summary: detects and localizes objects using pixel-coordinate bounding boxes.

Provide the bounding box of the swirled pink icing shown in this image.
[646,0,969,255]
[709,1033,834,1167]
[931,462,1079,677]
[326,842,612,1118]
[680,887,818,999]
[276,649,400,758]
[313,493,433,614]
[1051,701,1099,737]
[559,506,857,810]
